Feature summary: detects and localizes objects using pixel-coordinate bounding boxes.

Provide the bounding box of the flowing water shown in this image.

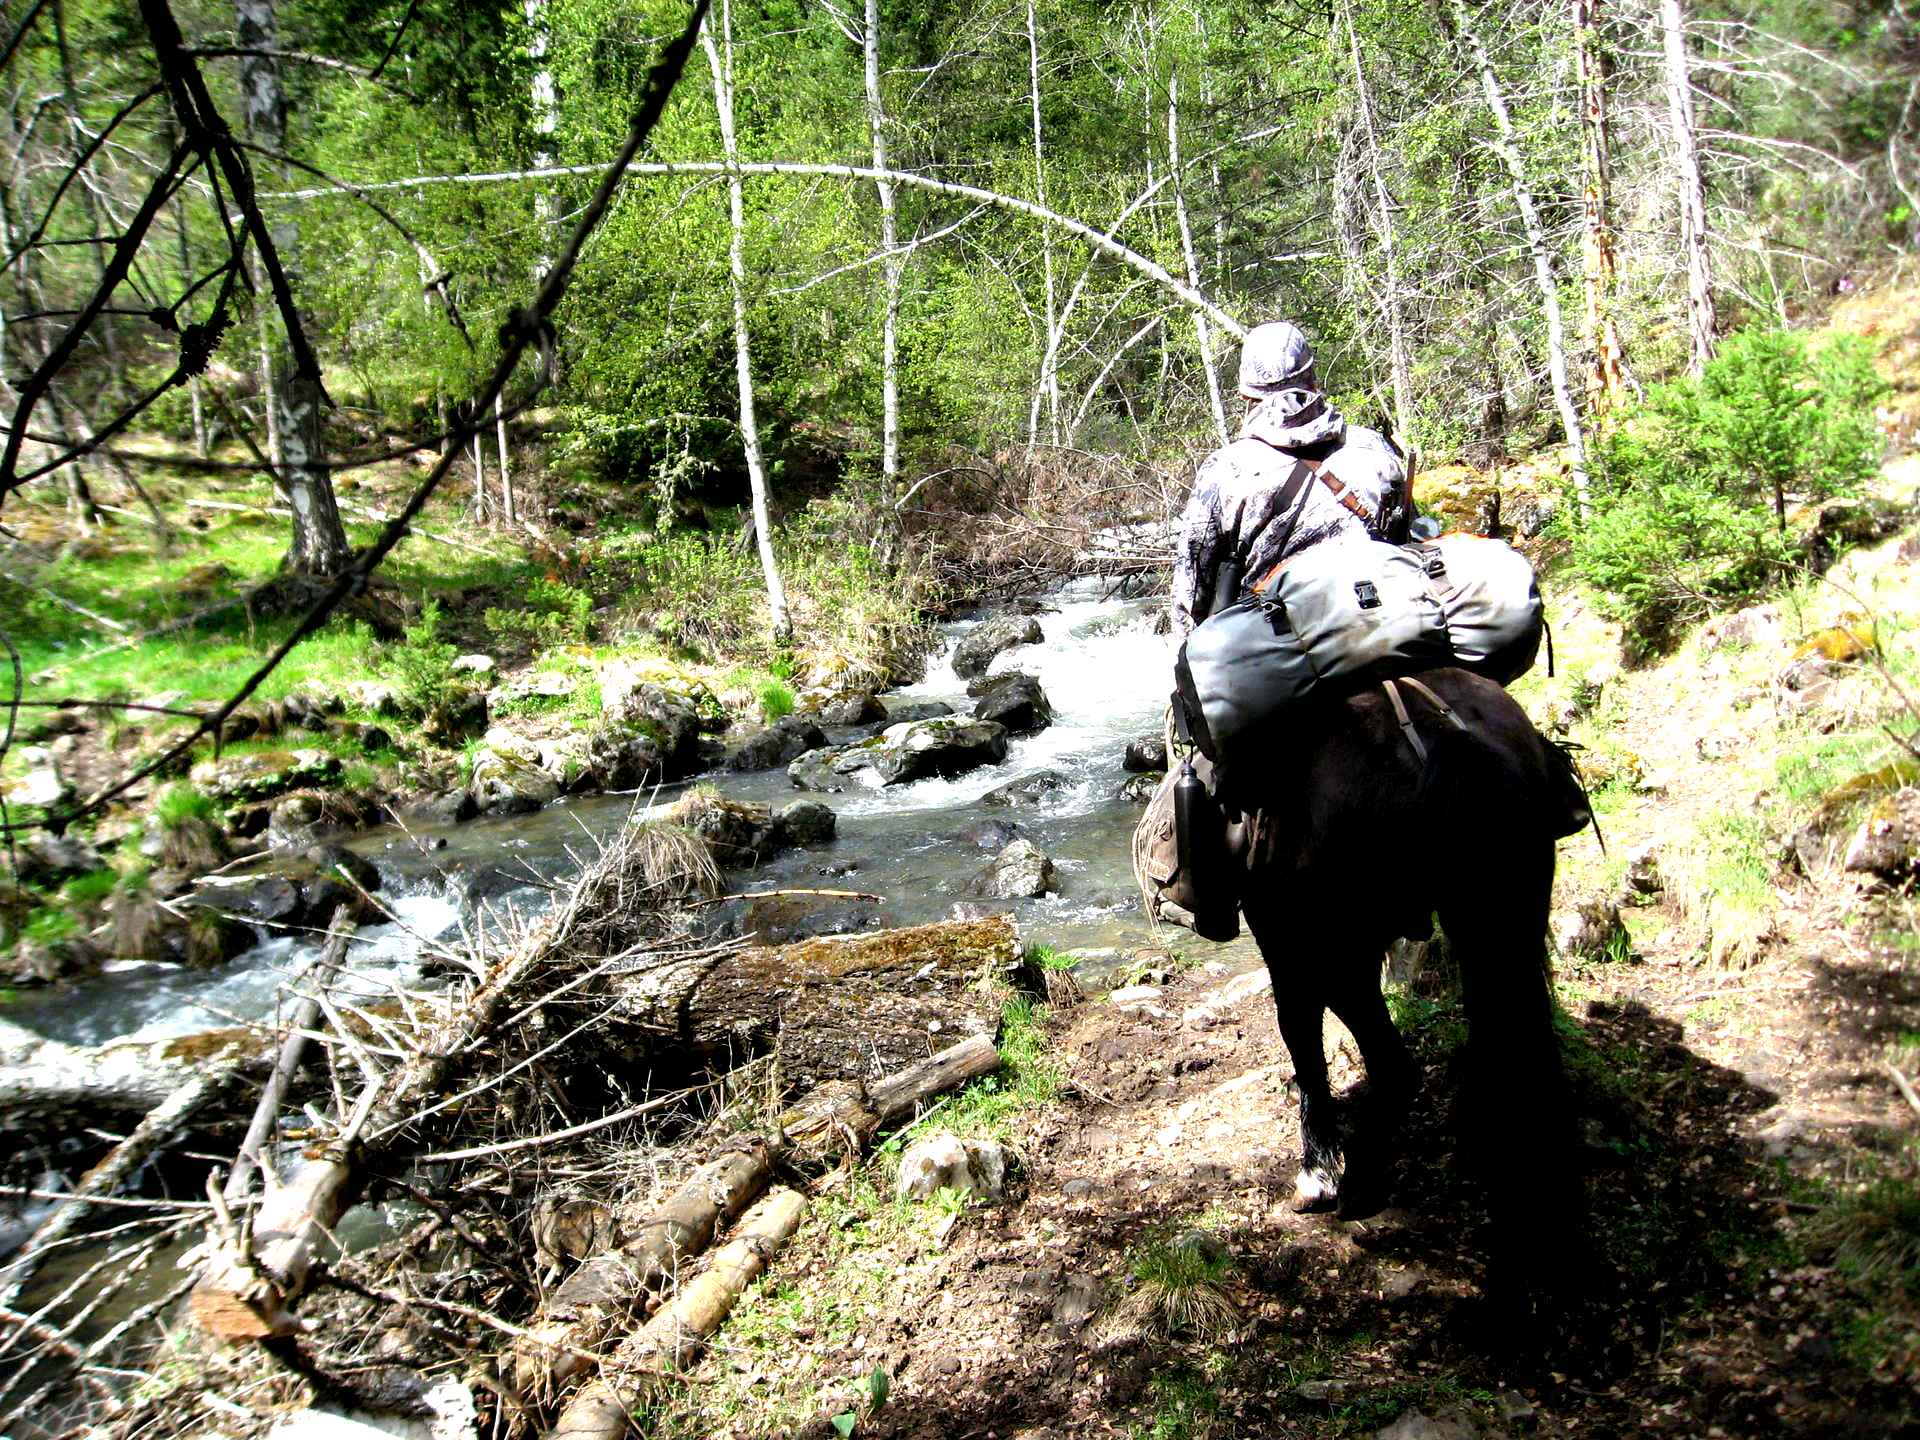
[7,578,1199,1051]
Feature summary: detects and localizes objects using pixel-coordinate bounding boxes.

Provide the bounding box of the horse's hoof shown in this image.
[1292,1167,1340,1214]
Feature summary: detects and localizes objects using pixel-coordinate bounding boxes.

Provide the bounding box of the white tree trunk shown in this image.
[472,429,488,520]
[1168,69,1229,447]
[1024,0,1062,449]
[235,0,350,574]
[1343,0,1414,448]
[1660,0,1716,376]
[703,1,791,644]
[526,0,558,278]
[862,0,902,491]
[1453,1,1589,515]
[497,404,515,522]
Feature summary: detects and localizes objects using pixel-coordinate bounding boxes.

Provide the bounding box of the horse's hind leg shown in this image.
[1245,897,1344,1212]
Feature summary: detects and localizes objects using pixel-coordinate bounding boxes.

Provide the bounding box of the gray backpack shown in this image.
[1175,532,1544,764]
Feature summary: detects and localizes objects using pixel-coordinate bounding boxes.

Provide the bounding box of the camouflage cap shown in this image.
[1236,321,1318,400]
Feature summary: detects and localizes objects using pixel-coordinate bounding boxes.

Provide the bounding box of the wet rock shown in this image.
[773,800,837,848]
[2,745,67,808]
[1123,736,1167,773]
[685,800,782,868]
[982,770,1069,809]
[304,844,380,895]
[742,892,880,943]
[191,748,343,805]
[267,793,326,850]
[8,933,104,986]
[1118,773,1159,804]
[176,909,257,967]
[961,818,1021,850]
[948,899,1013,922]
[396,789,477,826]
[879,698,953,724]
[1842,788,1920,880]
[951,616,1043,679]
[970,672,1052,734]
[15,833,103,886]
[192,873,304,928]
[790,718,1009,792]
[727,716,830,772]
[1551,898,1628,960]
[896,1133,1008,1202]
[819,692,885,725]
[468,731,561,815]
[972,839,1056,899]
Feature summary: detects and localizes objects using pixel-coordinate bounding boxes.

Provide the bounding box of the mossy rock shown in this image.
[189,748,343,805]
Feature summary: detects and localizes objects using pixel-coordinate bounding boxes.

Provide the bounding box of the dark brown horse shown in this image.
[1234,665,1588,1306]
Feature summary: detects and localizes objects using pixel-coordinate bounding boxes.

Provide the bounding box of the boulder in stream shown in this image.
[961,818,1021,850]
[726,716,830,772]
[982,770,1068,809]
[820,692,887,725]
[880,698,954,724]
[468,731,562,815]
[789,717,1009,791]
[1123,736,1168,773]
[1119,772,1160,803]
[971,672,1052,734]
[739,891,883,944]
[951,615,1043,679]
[972,838,1057,899]
[774,799,837,848]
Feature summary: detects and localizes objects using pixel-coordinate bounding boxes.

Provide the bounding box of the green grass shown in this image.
[933,995,1061,1140]
[60,868,119,907]
[757,678,796,723]
[1131,1369,1222,1440]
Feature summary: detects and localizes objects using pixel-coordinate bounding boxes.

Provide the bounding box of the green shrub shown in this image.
[387,600,461,716]
[154,782,219,831]
[484,574,595,653]
[756,678,795,722]
[1570,327,1887,646]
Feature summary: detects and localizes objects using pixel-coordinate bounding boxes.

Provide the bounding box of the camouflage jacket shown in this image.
[1170,397,1408,636]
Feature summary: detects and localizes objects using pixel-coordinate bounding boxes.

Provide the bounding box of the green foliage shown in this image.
[22,906,78,945]
[1131,1370,1222,1440]
[386,601,461,718]
[484,575,595,653]
[61,869,120,908]
[154,783,218,832]
[1570,328,1888,646]
[756,678,796,722]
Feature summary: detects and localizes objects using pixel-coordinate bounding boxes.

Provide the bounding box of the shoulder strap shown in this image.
[1243,460,1320,598]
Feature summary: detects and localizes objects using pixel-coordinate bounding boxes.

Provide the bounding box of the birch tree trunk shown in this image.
[497,404,515,522]
[1167,67,1229,447]
[1451,0,1589,515]
[526,0,559,279]
[863,0,901,492]
[1024,0,1062,449]
[702,0,791,645]
[1575,0,1627,416]
[1343,0,1415,447]
[1660,0,1716,375]
[235,0,351,575]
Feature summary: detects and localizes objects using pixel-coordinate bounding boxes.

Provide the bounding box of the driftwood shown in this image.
[510,1033,1000,1397]
[187,816,733,1342]
[224,912,354,1202]
[604,915,1018,1091]
[547,1188,810,1440]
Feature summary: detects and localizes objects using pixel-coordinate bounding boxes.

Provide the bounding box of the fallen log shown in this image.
[508,1033,1000,1397]
[604,914,1019,1090]
[547,1188,809,1440]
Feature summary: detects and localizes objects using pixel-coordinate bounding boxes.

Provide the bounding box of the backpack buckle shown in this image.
[1354,579,1381,609]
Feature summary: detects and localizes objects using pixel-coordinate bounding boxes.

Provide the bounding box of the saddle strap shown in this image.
[1381,675,1469,764]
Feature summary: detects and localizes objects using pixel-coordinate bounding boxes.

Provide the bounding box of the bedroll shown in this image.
[1174,533,1544,764]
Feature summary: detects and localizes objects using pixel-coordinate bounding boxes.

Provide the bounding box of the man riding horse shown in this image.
[1171,321,1411,638]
